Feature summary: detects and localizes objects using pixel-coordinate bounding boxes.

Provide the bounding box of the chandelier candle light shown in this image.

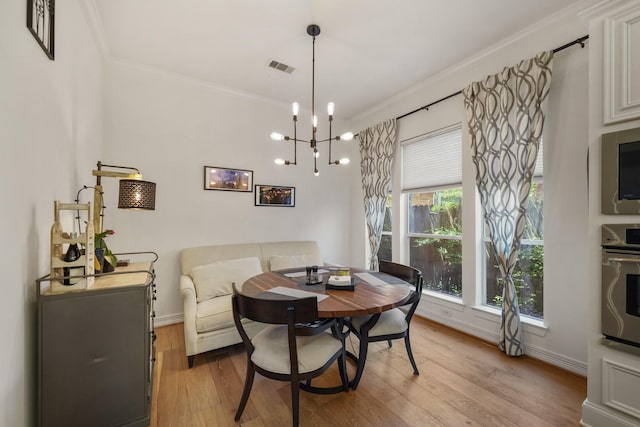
[270,24,353,176]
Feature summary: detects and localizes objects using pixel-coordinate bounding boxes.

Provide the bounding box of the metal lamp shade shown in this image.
[118,179,156,210]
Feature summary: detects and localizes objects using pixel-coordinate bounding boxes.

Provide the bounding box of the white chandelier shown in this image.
[270,24,353,176]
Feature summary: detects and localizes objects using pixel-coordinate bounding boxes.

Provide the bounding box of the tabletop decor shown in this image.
[254,184,295,207]
[80,161,156,234]
[50,201,95,292]
[204,166,253,192]
[27,0,55,60]
[94,229,117,273]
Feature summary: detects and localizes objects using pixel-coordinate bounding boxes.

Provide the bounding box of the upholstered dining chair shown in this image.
[347,260,423,390]
[231,283,348,427]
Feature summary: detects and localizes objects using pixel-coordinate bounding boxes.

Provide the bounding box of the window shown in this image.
[408,189,462,296]
[402,125,462,297]
[483,144,544,319]
[378,194,392,263]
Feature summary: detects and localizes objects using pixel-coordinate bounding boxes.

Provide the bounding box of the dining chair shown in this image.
[347,260,423,390]
[231,283,348,427]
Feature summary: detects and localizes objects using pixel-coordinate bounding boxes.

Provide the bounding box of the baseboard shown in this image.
[154,313,183,327]
[582,399,640,427]
[415,305,588,376]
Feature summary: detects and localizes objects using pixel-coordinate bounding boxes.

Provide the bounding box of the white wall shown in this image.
[102,60,357,321]
[349,5,592,373]
[0,1,105,426]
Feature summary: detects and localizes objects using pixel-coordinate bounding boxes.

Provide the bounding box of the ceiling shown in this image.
[91,0,586,120]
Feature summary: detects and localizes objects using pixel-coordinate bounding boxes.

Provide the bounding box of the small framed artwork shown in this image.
[204,166,253,192]
[255,185,295,207]
[27,0,55,60]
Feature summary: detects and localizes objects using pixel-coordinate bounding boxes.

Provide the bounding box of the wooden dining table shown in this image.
[241,267,414,392]
[241,267,413,318]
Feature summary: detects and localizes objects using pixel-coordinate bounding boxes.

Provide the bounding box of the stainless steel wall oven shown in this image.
[602,223,640,347]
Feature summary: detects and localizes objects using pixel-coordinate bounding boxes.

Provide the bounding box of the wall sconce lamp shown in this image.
[86,161,156,233]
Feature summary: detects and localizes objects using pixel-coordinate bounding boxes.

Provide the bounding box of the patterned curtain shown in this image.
[463,51,553,356]
[359,119,397,271]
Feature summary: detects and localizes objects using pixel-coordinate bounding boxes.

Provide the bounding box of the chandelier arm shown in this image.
[315,137,339,143]
[289,143,296,165]
[287,138,310,143]
[293,115,297,165]
[328,116,333,165]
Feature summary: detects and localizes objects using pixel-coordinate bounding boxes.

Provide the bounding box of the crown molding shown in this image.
[578,0,638,21]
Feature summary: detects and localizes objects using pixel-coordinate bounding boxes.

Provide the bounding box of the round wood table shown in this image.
[241,268,413,318]
[241,268,414,393]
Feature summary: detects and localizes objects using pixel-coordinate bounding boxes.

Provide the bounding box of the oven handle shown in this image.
[607,257,640,263]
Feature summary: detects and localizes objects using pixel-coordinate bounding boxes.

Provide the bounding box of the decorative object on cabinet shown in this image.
[27,0,54,60]
[50,201,94,293]
[94,229,117,273]
[77,161,156,236]
[203,166,253,192]
[603,4,640,124]
[36,252,158,427]
[254,184,295,207]
[269,24,353,176]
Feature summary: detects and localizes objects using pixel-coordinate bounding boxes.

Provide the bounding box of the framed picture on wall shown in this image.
[204,166,253,192]
[254,185,295,207]
[27,0,55,60]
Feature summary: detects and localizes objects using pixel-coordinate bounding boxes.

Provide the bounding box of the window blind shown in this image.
[402,125,462,191]
[402,126,543,191]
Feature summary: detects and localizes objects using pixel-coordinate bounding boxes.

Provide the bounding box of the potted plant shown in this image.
[95,229,117,273]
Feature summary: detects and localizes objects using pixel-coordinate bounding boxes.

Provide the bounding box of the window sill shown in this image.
[421,290,465,312]
[471,305,548,337]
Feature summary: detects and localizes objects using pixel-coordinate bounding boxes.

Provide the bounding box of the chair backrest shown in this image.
[379,260,424,302]
[232,283,319,325]
[232,283,325,381]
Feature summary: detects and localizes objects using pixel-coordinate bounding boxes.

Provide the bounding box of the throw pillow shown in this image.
[190,257,263,303]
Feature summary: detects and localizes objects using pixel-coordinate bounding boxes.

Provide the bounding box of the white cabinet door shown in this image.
[604,3,640,124]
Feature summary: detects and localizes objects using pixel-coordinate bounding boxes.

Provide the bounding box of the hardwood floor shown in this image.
[151,317,586,426]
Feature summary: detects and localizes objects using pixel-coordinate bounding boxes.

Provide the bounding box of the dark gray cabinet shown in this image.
[37,261,156,427]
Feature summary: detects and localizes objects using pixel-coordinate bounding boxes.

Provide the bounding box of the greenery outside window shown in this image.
[484,181,544,319]
[408,188,462,297]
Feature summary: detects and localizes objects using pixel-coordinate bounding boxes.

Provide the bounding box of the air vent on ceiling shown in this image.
[268,60,295,74]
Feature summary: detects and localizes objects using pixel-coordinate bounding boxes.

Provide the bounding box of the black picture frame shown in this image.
[254,185,295,207]
[204,166,253,192]
[27,0,55,60]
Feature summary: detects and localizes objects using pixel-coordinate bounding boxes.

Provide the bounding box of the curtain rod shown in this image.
[394,35,589,121]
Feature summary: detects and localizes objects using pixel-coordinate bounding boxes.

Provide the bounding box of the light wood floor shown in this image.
[150,317,586,427]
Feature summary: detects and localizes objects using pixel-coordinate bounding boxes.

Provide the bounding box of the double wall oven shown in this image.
[602,223,640,347]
